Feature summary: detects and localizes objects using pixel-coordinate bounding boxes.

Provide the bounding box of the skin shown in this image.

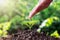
[28,0,53,19]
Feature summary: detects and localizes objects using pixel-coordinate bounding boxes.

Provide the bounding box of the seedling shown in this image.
[37,17,60,38]
[22,20,39,29]
[0,22,11,37]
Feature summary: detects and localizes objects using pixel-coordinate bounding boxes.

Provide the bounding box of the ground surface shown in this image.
[0,29,60,40]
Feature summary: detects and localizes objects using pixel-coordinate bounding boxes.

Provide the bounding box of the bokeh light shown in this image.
[0,0,17,16]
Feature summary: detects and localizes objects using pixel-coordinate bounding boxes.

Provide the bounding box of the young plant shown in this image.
[50,30,60,38]
[22,20,39,29]
[0,22,11,37]
[37,17,60,38]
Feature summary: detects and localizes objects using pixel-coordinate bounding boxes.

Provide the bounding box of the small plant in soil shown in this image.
[37,16,60,38]
[0,22,11,37]
[21,20,39,29]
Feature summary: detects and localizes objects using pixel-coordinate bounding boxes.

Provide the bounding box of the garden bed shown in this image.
[1,29,60,40]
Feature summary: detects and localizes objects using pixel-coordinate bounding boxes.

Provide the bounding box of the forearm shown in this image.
[29,0,53,18]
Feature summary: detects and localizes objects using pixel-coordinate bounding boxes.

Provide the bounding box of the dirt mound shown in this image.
[1,29,60,40]
[12,29,60,40]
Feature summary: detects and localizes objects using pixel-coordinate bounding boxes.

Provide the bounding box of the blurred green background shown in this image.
[0,0,60,38]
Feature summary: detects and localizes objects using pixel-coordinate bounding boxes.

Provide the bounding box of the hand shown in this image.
[28,0,53,19]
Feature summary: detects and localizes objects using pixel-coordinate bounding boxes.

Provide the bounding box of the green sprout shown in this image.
[37,17,59,32]
[50,30,60,38]
[0,22,11,37]
[22,20,39,29]
[37,17,60,38]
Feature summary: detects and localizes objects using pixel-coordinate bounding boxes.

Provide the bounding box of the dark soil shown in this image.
[1,29,60,40]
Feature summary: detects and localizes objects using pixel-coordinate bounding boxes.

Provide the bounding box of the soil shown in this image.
[1,29,60,40]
